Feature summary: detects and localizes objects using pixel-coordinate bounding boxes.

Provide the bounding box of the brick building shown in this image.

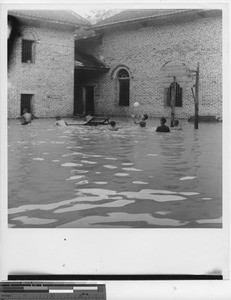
[75,9,222,119]
[8,10,89,118]
[8,9,222,119]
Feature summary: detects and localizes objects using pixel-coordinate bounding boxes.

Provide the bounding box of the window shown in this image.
[118,69,130,106]
[166,82,182,107]
[21,94,33,115]
[22,39,34,63]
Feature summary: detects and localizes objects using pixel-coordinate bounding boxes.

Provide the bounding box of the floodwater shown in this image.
[8,118,222,228]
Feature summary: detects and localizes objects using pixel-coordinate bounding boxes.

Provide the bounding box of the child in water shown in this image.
[54,116,68,127]
[131,113,148,127]
[109,121,118,131]
[171,119,182,130]
[21,108,32,125]
[156,117,170,132]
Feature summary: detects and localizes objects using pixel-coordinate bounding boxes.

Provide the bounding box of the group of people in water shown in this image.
[21,108,182,132]
[130,113,181,132]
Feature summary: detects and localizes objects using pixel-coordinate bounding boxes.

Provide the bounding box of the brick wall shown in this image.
[8,24,75,118]
[77,15,222,118]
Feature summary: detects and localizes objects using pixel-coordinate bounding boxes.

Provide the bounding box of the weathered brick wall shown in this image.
[78,15,222,118]
[8,25,75,118]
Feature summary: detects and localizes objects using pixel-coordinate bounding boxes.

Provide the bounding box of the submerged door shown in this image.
[74,86,94,115]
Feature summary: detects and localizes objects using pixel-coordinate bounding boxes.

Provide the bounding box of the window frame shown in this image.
[117,69,130,106]
[21,39,35,63]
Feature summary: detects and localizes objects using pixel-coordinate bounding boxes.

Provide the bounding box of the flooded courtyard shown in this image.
[8,118,222,228]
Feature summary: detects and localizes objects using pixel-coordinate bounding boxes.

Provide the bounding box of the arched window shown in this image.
[118,69,130,106]
[21,28,38,64]
[166,82,182,107]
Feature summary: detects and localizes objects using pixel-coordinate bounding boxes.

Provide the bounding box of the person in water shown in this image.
[54,116,68,127]
[109,120,118,131]
[131,113,148,127]
[21,108,32,125]
[85,111,94,123]
[156,117,170,132]
[171,119,182,130]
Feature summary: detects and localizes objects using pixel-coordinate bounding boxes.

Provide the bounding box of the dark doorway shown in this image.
[167,82,183,107]
[21,94,33,115]
[74,86,94,115]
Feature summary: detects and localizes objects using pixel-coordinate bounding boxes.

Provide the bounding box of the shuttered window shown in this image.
[118,69,130,106]
[22,40,34,63]
[166,82,183,107]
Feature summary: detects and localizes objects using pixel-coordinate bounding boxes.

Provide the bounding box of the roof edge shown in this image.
[92,9,221,30]
[8,10,87,28]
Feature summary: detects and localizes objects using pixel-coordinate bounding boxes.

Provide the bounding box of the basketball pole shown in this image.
[194,63,199,129]
[190,63,199,129]
[170,76,176,127]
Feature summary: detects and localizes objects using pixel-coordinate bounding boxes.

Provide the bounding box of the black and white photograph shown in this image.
[1,2,230,294]
[7,6,223,229]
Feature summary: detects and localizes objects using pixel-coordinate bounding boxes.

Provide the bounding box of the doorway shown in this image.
[74,86,94,116]
[21,94,33,115]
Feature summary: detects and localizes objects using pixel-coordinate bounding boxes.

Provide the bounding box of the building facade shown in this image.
[8,9,222,119]
[75,9,222,119]
[8,10,89,118]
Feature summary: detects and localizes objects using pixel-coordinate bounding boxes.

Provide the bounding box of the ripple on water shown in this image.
[61,163,83,167]
[33,158,44,161]
[180,176,197,181]
[66,175,85,180]
[58,212,188,228]
[75,180,89,185]
[103,165,117,169]
[155,211,171,215]
[119,189,186,202]
[179,192,199,196]
[54,199,135,214]
[195,217,222,224]
[71,170,89,174]
[105,157,118,160]
[11,216,57,225]
[133,181,148,185]
[122,167,143,171]
[94,182,108,185]
[81,160,98,164]
[114,173,130,177]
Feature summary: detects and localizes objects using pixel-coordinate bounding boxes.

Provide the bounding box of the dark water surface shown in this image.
[8,118,222,228]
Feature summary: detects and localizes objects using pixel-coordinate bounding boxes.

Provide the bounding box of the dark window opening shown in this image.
[166,82,182,107]
[22,40,34,63]
[118,69,130,106]
[21,94,33,115]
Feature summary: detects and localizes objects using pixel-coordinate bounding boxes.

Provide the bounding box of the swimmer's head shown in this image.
[142,114,148,120]
[140,120,146,127]
[110,121,116,127]
[56,116,61,120]
[160,117,167,125]
[174,120,179,126]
